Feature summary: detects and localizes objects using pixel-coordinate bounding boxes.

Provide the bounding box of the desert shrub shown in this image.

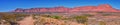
[40,15,62,19]
[0,13,28,24]
[73,16,88,24]
[82,14,94,17]
[50,15,61,19]
[40,14,51,17]
[1,13,28,21]
[62,18,69,20]
[14,13,28,17]
[84,22,88,25]
[14,13,28,21]
[99,21,106,25]
[0,13,18,25]
[0,13,16,21]
[102,14,111,16]
[62,17,73,20]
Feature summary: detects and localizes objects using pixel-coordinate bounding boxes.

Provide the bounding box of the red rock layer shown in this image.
[13,4,120,12]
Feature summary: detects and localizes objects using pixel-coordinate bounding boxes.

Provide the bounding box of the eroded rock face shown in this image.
[13,4,120,12]
[97,4,119,12]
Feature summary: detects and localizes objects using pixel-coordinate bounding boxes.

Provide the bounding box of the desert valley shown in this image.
[0,4,120,25]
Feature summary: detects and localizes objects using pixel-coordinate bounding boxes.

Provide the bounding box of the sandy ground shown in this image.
[17,16,84,25]
[17,16,35,25]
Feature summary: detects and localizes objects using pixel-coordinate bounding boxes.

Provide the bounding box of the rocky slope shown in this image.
[13,4,120,12]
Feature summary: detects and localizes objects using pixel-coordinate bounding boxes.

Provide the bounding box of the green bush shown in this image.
[40,14,51,17]
[74,16,88,24]
[0,13,16,21]
[102,14,111,16]
[50,15,61,19]
[99,21,106,25]
[0,13,28,21]
[82,14,93,17]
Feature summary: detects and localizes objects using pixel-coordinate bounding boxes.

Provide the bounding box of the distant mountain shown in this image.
[13,4,120,13]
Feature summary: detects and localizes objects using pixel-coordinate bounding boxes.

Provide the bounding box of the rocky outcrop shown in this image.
[13,4,120,12]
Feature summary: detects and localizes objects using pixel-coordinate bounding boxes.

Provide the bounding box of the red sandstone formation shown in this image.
[13,4,120,12]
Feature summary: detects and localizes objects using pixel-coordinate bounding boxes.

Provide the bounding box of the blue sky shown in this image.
[0,0,120,12]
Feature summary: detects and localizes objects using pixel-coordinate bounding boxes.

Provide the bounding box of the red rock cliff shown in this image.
[13,4,120,12]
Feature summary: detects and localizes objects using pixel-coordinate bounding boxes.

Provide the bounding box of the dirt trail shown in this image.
[17,16,35,25]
